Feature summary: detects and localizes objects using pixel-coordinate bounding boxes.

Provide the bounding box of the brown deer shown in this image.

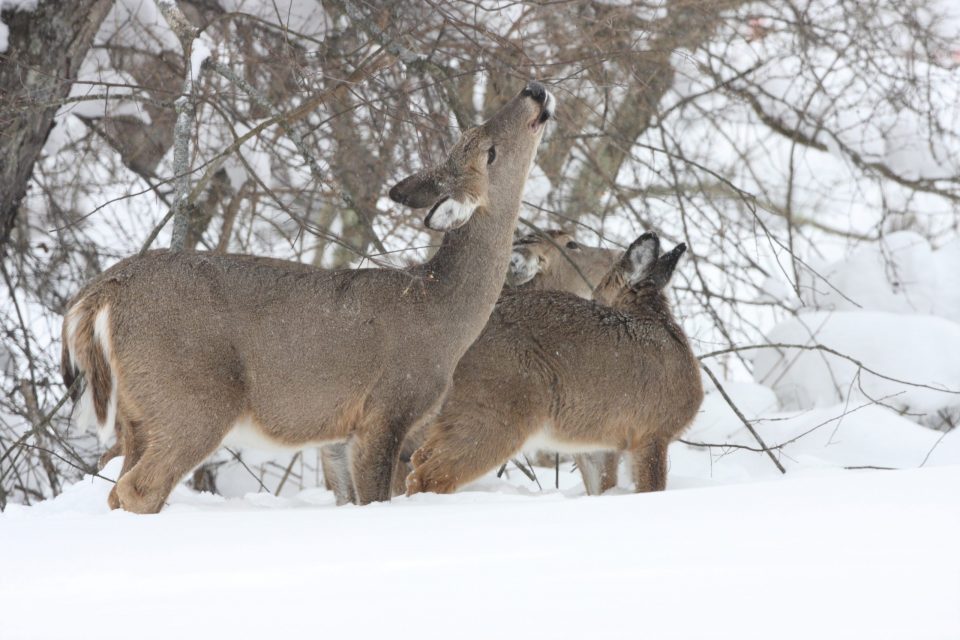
[406,232,702,497]
[62,81,555,513]
[98,231,607,502]
[504,228,620,477]
[391,229,620,496]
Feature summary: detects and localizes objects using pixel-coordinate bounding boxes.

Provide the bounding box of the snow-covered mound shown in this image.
[799,230,960,321]
[752,311,960,429]
[1,465,958,640]
[753,231,960,430]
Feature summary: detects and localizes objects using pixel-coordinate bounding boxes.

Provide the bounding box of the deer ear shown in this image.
[389,170,448,210]
[650,243,686,289]
[623,232,660,284]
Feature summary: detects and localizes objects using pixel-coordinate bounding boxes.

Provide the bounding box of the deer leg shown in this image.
[630,436,669,493]
[575,451,619,495]
[99,409,133,470]
[393,424,428,497]
[107,417,147,510]
[600,450,620,492]
[113,416,230,514]
[350,420,404,505]
[406,415,534,496]
[321,442,356,506]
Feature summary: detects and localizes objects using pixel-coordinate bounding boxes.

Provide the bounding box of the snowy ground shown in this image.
[2,386,959,639]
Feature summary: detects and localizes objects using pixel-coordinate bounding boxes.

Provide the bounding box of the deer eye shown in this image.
[565,241,580,250]
[487,146,497,165]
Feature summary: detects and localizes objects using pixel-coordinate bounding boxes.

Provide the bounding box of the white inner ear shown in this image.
[627,243,658,284]
[428,197,477,230]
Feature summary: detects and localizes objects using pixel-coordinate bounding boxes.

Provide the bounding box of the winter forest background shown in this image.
[2,0,960,508]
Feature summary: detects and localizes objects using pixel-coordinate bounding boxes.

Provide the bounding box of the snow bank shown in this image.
[800,230,960,321]
[674,381,956,486]
[752,311,960,429]
[4,378,959,638]
[752,231,960,430]
[2,464,958,640]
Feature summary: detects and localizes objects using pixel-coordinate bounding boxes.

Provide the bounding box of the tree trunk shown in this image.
[562,0,744,222]
[0,0,113,252]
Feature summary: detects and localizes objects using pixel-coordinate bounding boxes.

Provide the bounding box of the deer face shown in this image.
[390,82,554,231]
[505,230,580,287]
[593,232,686,307]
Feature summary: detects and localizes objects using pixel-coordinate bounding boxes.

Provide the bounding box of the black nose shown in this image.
[521,81,547,104]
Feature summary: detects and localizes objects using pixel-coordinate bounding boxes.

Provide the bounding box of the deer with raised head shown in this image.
[62,81,555,513]
[405,232,702,497]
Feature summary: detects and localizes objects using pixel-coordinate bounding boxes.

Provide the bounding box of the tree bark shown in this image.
[0,0,113,252]
[562,0,744,221]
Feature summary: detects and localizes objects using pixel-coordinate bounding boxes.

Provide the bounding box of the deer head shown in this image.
[505,229,580,286]
[389,82,554,231]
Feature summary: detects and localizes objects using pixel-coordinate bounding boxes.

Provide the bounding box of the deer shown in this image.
[503,228,620,476]
[61,81,555,513]
[405,232,703,497]
[94,232,601,503]
[389,228,620,496]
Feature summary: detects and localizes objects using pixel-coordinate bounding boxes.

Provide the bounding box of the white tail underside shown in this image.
[67,303,118,445]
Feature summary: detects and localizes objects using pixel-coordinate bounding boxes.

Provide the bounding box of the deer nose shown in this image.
[521,82,547,104]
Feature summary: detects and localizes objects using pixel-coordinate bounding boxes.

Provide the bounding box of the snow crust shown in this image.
[2,460,957,639]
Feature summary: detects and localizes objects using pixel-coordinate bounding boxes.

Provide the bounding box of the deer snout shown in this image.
[506,251,539,286]
[521,82,555,125]
[522,82,547,103]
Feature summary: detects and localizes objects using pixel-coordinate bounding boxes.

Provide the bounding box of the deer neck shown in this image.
[619,292,688,346]
[423,206,517,320]
[576,246,621,289]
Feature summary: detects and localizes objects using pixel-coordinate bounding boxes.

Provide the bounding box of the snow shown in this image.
[4,3,960,634]
[5,376,959,638]
[752,230,960,430]
[799,231,960,320]
[189,36,213,81]
[752,311,960,428]
[2,460,958,639]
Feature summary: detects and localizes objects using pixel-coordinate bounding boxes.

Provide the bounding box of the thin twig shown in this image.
[223,447,270,493]
[699,342,960,395]
[701,362,786,474]
[274,452,301,496]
